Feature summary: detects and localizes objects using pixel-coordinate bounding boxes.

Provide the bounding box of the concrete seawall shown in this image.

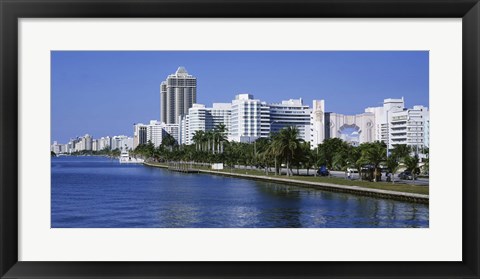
[143,162,429,204]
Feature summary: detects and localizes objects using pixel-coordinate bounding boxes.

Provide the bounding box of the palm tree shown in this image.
[404,154,420,181]
[272,126,303,176]
[301,142,315,175]
[391,144,411,160]
[422,147,429,175]
[361,141,387,182]
[347,146,364,178]
[213,124,228,154]
[385,155,401,184]
[192,130,205,152]
[162,133,177,152]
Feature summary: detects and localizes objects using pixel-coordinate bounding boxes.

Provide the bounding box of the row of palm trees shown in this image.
[191,124,228,154]
[132,125,427,182]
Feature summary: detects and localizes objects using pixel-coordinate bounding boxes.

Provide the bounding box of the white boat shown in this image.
[119,151,144,164]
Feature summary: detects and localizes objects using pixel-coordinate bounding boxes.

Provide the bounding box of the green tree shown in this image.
[391,144,411,160]
[272,126,303,176]
[404,154,420,180]
[192,130,205,152]
[385,155,401,184]
[422,147,429,175]
[162,133,177,152]
[360,141,387,182]
[317,138,347,170]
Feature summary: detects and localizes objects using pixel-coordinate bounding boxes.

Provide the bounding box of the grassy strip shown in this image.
[147,163,429,195]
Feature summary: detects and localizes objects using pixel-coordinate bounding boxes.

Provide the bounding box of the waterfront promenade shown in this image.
[144,162,429,204]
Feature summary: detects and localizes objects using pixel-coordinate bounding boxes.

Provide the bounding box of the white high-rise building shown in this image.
[134,121,166,148]
[51,141,62,154]
[365,98,405,146]
[92,139,98,151]
[83,134,93,151]
[111,135,133,151]
[186,104,206,145]
[389,105,429,151]
[133,124,148,149]
[163,123,180,144]
[181,94,315,144]
[269,98,311,142]
[229,94,270,143]
[148,121,167,147]
[183,103,231,145]
[160,67,197,124]
[98,136,111,150]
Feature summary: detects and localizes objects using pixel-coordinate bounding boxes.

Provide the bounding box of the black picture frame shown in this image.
[1,0,479,278]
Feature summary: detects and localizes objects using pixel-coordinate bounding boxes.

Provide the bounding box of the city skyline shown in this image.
[51,51,429,143]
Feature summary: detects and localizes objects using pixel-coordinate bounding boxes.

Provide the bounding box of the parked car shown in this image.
[317,165,330,176]
[346,167,358,173]
[398,171,414,180]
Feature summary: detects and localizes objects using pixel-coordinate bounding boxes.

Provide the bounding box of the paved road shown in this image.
[233,165,429,186]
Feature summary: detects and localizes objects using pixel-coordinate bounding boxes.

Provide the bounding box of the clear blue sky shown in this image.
[51,51,428,143]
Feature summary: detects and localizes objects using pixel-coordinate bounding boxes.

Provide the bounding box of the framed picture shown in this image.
[1,0,479,278]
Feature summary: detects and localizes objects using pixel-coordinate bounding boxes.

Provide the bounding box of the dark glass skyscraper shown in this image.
[160,67,197,124]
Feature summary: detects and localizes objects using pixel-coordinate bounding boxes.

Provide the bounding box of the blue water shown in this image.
[51,156,429,228]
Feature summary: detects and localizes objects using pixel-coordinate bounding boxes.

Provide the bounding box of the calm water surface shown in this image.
[51,156,428,228]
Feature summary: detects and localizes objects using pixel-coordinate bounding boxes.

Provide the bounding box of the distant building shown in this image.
[133,123,148,148]
[92,139,98,151]
[50,141,62,154]
[83,134,93,151]
[134,121,170,148]
[111,135,133,151]
[160,67,197,124]
[98,136,111,150]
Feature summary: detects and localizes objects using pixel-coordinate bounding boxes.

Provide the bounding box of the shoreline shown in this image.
[143,162,429,204]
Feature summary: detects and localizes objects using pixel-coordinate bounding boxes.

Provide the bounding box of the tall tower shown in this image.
[160,67,197,124]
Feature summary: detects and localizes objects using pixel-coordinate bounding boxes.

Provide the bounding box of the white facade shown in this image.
[133,121,169,148]
[324,112,376,146]
[111,135,133,151]
[50,141,62,154]
[186,104,206,145]
[133,124,148,149]
[183,103,231,145]
[228,94,269,143]
[364,98,429,153]
[389,105,429,150]
[365,98,405,146]
[163,123,180,144]
[148,121,166,147]
[98,136,111,150]
[83,134,93,151]
[92,139,98,151]
[180,95,318,145]
[269,98,311,142]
